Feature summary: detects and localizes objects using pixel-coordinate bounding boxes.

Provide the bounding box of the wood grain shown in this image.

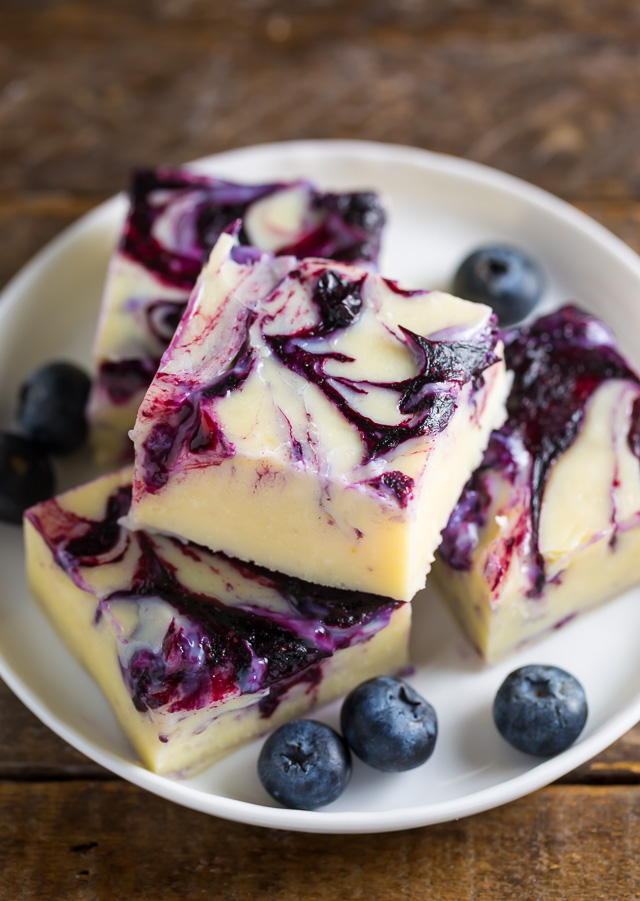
[1,781,639,900]
[0,199,95,292]
[2,2,640,896]
[1,1,639,199]
[0,680,106,779]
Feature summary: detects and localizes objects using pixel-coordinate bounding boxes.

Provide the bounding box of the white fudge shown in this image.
[128,231,509,601]
[24,469,410,777]
[435,305,640,661]
[87,168,386,462]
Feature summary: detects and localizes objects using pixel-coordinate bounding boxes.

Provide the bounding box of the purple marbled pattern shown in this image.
[440,305,640,595]
[122,168,386,289]
[122,169,284,290]
[266,312,499,461]
[97,357,162,405]
[136,261,501,492]
[364,471,416,508]
[93,170,387,438]
[627,395,640,460]
[27,484,401,717]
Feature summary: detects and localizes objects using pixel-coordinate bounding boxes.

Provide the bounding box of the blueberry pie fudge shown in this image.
[24,469,409,776]
[128,230,510,601]
[88,167,386,462]
[436,305,640,661]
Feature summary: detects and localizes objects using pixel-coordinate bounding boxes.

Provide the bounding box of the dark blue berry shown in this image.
[0,432,55,524]
[18,361,91,454]
[340,676,437,772]
[493,664,588,756]
[452,245,544,326]
[257,720,351,810]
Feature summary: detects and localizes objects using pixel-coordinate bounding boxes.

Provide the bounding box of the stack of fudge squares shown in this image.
[24,167,640,778]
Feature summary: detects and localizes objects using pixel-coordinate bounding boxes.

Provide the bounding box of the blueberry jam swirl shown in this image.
[139,311,256,491]
[137,266,501,491]
[28,485,400,717]
[280,190,385,265]
[94,172,387,434]
[440,305,640,595]
[145,299,188,345]
[97,358,162,405]
[364,471,416,508]
[267,272,499,461]
[122,169,282,290]
[121,169,386,290]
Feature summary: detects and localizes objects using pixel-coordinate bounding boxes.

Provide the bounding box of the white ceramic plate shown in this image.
[2,140,640,835]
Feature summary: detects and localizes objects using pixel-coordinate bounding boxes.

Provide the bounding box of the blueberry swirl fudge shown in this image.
[24,469,410,776]
[127,230,510,600]
[88,168,387,462]
[435,305,640,660]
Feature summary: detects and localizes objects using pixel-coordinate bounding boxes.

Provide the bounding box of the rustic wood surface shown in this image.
[1,782,639,900]
[2,1,640,898]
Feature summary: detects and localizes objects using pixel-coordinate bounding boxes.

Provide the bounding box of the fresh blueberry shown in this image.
[0,432,55,524]
[257,719,351,810]
[452,245,544,326]
[493,664,588,756]
[340,676,437,772]
[18,361,92,454]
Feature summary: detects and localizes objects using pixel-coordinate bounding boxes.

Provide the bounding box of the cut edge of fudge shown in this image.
[24,468,410,777]
[128,231,511,601]
[434,304,640,662]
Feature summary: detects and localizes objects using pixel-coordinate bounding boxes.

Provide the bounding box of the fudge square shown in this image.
[24,468,409,777]
[87,167,386,463]
[129,230,509,601]
[435,305,640,661]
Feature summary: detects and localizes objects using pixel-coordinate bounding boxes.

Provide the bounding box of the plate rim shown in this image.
[2,138,640,834]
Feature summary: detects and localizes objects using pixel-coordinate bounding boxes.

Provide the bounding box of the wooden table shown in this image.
[2,2,640,897]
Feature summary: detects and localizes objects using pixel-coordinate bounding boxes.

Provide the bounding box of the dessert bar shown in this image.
[88,168,386,461]
[129,231,509,600]
[25,469,409,776]
[436,306,640,660]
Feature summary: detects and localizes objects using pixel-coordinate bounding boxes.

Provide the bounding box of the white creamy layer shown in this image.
[434,379,640,661]
[129,232,509,600]
[88,182,335,463]
[25,469,410,776]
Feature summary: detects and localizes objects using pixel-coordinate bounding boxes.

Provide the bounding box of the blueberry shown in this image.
[493,664,588,757]
[257,720,351,810]
[452,245,544,326]
[340,676,437,772]
[18,361,92,454]
[0,432,55,524]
